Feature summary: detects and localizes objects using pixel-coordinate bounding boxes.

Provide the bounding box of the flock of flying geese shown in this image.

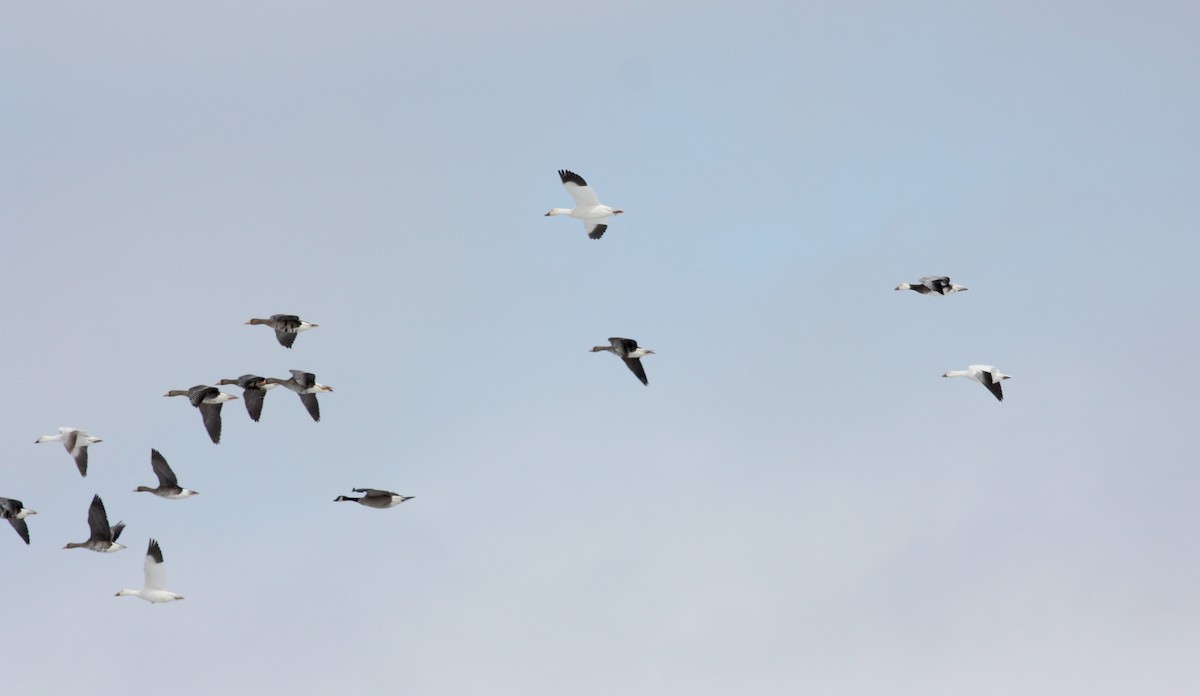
[1,312,412,604]
[1,169,1011,603]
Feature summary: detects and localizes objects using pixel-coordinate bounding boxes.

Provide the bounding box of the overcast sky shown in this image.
[3,2,1199,694]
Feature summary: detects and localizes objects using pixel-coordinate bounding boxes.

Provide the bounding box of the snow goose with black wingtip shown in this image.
[116,539,184,603]
[0,497,36,545]
[942,364,1011,402]
[134,449,198,499]
[164,385,238,444]
[591,337,654,385]
[35,427,101,477]
[63,494,125,552]
[545,169,623,239]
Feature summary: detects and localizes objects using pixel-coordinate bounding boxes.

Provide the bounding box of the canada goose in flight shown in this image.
[334,488,414,509]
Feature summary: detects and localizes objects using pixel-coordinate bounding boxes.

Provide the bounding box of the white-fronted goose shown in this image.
[63,494,125,552]
[0,497,36,545]
[133,449,198,499]
[591,337,654,385]
[164,385,238,444]
[245,314,318,348]
[216,374,277,422]
[263,370,332,422]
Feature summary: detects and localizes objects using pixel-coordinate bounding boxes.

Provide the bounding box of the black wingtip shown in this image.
[588,224,607,240]
[558,169,588,187]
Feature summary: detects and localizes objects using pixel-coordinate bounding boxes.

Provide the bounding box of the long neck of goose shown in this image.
[63,542,85,549]
[134,486,155,493]
[165,390,191,397]
[547,208,572,216]
[945,370,969,378]
[591,346,614,353]
[36,435,62,443]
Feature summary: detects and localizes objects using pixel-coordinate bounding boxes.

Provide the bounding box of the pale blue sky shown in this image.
[3,2,1198,694]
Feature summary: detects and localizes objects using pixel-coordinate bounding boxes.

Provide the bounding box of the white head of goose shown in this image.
[245,314,318,349]
[334,488,413,509]
[63,494,125,552]
[133,449,198,499]
[116,539,184,603]
[35,427,101,477]
[164,385,238,444]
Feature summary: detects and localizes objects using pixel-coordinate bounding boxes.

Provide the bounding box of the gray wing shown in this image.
[243,388,266,421]
[622,357,649,385]
[73,446,88,477]
[586,222,607,239]
[8,518,30,545]
[87,495,112,542]
[199,402,224,444]
[289,370,317,389]
[979,371,1004,401]
[920,276,950,293]
[150,449,178,487]
[299,393,321,422]
[0,498,14,517]
[110,521,126,542]
[62,429,79,454]
[609,337,638,356]
[353,488,397,497]
[275,329,298,348]
[188,385,216,407]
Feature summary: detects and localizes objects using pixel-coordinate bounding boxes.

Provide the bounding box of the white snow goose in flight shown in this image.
[246,314,318,348]
[63,494,125,552]
[0,497,36,545]
[35,427,101,477]
[116,539,184,603]
[943,364,1011,401]
[216,374,276,422]
[895,276,968,295]
[134,449,198,499]
[164,385,238,444]
[591,337,654,385]
[334,488,414,509]
[264,370,332,422]
[546,169,623,239]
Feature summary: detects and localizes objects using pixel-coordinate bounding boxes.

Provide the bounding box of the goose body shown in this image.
[0,497,36,545]
[216,374,278,422]
[591,337,654,385]
[942,364,1011,402]
[116,539,184,603]
[264,370,332,422]
[63,494,125,552]
[246,314,318,348]
[895,276,968,295]
[134,449,198,499]
[546,170,624,239]
[164,385,238,444]
[334,488,413,509]
[35,427,101,477]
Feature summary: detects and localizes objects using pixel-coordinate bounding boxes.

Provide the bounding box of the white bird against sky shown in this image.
[35,427,101,477]
[0,497,36,546]
[943,364,1011,402]
[591,337,655,385]
[115,539,185,604]
[163,385,239,444]
[334,488,414,509]
[133,449,198,499]
[545,169,623,239]
[63,494,126,552]
[895,276,969,295]
[246,314,318,349]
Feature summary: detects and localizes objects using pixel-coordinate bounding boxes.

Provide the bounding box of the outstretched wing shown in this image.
[87,495,112,542]
[275,329,298,348]
[199,402,224,444]
[150,449,179,487]
[353,488,397,497]
[73,446,89,477]
[979,370,1004,401]
[8,518,30,545]
[243,388,266,421]
[144,539,167,590]
[585,221,607,239]
[559,169,601,208]
[299,393,321,422]
[622,357,649,385]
